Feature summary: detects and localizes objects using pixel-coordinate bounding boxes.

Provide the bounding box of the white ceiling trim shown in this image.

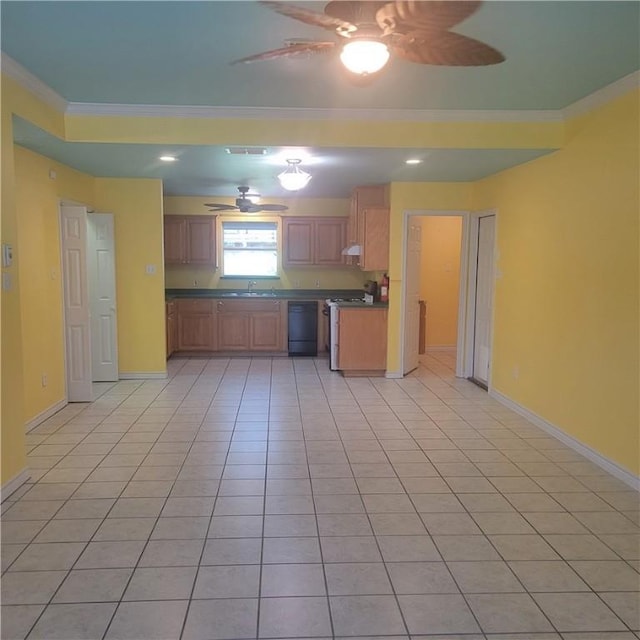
[562,70,640,119]
[1,53,68,113]
[2,51,636,126]
[64,102,563,123]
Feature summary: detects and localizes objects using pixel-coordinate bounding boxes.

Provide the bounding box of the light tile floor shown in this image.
[1,352,639,640]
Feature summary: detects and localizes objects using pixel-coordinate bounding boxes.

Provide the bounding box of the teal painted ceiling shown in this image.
[3,1,639,109]
[3,1,638,196]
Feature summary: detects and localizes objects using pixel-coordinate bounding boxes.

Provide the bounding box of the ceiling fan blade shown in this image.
[231,41,335,65]
[390,31,504,66]
[260,1,353,31]
[377,1,483,34]
[325,1,386,27]
[205,204,238,211]
[258,204,289,212]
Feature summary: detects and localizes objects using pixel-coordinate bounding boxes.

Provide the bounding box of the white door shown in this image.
[88,213,118,381]
[60,205,92,401]
[403,217,422,375]
[472,214,496,385]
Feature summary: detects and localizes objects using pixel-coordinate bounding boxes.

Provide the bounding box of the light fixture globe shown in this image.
[340,39,390,75]
[278,159,312,191]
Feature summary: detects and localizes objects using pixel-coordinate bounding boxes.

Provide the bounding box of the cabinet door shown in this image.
[359,208,390,271]
[217,312,250,350]
[178,313,215,350]
[283,219,314,266]
[315,218,346,266]
[347,197,359,246]
[167,313,177,356]
[186,216,216,265]
[250,313,282,350]
[337,308,388,371]
[164,217,186,264]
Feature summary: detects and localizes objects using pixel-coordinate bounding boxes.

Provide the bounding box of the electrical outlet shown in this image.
[41,374,48,387]
[315,280,320,288]
[512,366,519,380]
[294,280,300,288]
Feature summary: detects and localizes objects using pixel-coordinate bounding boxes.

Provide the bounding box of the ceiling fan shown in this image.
[205,186,289,214]
[232,1,505,76]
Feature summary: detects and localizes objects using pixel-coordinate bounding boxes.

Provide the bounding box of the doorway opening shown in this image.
[60,203,119,402]
[400,209,496,387]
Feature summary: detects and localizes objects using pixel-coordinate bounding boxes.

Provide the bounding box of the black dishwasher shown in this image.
[288,301,318,356]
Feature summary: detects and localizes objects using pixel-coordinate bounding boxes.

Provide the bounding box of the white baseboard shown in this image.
[490,389,640,491]
[118,371,167,380]
[385,371,403,379]
[1,468,31,502]
[25,399,67,433]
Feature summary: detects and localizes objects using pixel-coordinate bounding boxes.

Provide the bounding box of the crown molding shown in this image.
[3,50,635,124]
[65,101,562,122]
[562,70,640,119]
[1,53,68,113]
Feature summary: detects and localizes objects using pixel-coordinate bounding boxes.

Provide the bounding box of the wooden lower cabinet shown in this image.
[177,299,215,350]
[216,299,286,352]
[166,301,177,357]
[337,307,388,375]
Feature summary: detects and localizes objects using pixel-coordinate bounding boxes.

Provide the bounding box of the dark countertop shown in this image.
[166,288,365,300]
[333,301,389,308]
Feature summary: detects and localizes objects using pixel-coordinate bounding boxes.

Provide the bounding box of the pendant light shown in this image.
[278,159,312,191]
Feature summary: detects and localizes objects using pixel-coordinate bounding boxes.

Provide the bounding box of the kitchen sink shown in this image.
[221,291,276,297]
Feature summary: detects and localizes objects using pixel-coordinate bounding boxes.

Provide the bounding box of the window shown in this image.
[222,221,278,277]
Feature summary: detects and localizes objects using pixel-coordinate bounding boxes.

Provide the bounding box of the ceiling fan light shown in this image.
[278,159,312,191]
[340,40,390,75]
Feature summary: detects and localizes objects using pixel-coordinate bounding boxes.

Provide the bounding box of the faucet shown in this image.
[247,280,256,291]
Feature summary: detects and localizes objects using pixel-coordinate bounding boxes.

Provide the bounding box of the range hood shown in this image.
[341,244,362,256]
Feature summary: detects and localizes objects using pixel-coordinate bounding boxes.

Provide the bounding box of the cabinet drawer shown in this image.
[215,299,281,313]
[166,300,176,316]
[177,298,214,313]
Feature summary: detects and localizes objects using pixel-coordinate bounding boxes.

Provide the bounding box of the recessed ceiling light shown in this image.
[405,158,422,165]
[159,155,177,162]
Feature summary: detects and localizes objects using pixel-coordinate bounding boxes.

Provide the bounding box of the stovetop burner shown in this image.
[327,297,365,303]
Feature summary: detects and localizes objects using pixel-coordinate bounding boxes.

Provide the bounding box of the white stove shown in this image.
[323,297,364,370]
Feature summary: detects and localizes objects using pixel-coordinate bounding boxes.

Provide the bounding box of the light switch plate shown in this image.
[145,264,156,275]
[2,243,13,267]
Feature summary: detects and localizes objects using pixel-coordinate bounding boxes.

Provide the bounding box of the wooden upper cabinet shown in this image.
[359,207,390,271]
[186,217,216,264]
[283,219,314,266]
[348,185,389,246]
[283,217,346,267]
[164,215,216,265]
[163,217,186,264]
[315,218,347,266]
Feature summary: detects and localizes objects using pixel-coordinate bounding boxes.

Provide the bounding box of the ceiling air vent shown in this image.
[225,147,268,156]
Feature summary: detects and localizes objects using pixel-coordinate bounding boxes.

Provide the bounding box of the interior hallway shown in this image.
[1,354,639,639]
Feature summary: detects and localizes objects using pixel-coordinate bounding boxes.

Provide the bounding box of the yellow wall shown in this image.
[95,179,166,375]
[164,196,368,292]
[14,147,94,425]
[66,112,564,150]
[1,99,26,485]
[387,183,472,373]
[418,216,463,348]
[473,89,640,475]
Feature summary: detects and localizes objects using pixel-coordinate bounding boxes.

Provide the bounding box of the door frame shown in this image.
[398,209,470,378]
[463,209,498,386]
